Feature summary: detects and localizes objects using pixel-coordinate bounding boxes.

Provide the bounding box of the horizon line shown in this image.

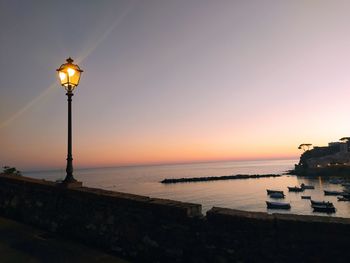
[23,156,299,173]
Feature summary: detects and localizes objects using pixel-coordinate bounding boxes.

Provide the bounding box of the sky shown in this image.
[1,0,350,171]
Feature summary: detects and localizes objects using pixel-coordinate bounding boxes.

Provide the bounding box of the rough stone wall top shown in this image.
[0,174,202,218]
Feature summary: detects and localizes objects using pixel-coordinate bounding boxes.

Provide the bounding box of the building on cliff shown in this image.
[297,138,350,169]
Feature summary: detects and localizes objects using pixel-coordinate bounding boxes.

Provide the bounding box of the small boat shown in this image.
[312,205,336,213]
[324,190,343,196]
[329,178,343,184]
[266,201,291,210]
[288,186,304,192]
[266,189,284,195]
[310,200,333,207]
[301,196,311,199]
[301,183,315,189]
[338,197,350,201]
[341,182,350,187]
[341,193,350,199]
[270,192,285,199]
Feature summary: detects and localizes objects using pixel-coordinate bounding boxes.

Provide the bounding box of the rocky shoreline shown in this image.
[290,165,350,177]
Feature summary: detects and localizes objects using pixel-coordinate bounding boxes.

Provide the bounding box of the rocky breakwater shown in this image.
[161,173,281,184]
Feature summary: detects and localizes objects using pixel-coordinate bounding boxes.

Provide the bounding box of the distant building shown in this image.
[328,142,340,147]
[327,142,348,153]
[299,139,350,168]
[340,143,348,153]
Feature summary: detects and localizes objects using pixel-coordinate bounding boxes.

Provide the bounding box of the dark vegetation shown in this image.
[1,166,22,176]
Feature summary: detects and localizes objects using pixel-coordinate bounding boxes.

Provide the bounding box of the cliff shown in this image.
[293,142,350,176]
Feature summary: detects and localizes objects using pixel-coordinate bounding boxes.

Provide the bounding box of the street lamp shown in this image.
[57,57,83,187]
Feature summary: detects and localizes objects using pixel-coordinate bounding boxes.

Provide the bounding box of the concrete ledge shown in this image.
[0,174,202,218]
[274,211,350,224]
[207,207,274,221]
[207,206,350,225]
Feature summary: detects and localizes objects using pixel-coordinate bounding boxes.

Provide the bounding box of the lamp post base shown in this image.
[59,179,83,188]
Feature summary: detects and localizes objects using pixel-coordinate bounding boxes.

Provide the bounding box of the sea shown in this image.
[23,159,350,218]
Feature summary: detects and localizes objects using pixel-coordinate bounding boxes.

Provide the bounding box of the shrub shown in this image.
[2,166,22,176]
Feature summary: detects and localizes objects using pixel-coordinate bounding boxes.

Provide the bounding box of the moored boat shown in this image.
[310,200,333,207]
[270,192,285,199]
[300,183,315,189]
[288,186,304,192]
[324,190,343,196]
[312,205,336,213]
[266,189,284,195]
[266,201,291,210]
[301,196,311,199]
[341,193,350,199]
[329,178,343,184]
[338,197,350,201]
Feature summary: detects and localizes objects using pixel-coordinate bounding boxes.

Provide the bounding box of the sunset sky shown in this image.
[2,0,350,170]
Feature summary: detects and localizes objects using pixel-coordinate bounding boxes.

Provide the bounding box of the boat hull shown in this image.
[288,187,304,192]
[302,185,315,189]
[338,197,350,201]
[341,193,350,199]
[324,190,343,196]
[310,200,333,206]
[301,196,311,199]
[266,201,291,210]
[312,205,336,213]
[267,190,284,195]
[270,193,285,199]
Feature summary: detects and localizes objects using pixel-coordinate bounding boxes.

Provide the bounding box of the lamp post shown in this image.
[57,57,83,187]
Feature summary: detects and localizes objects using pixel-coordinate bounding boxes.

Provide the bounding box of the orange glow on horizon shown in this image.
[70,137,300,169]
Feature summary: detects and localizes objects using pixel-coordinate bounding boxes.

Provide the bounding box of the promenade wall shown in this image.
[0,174,350,262]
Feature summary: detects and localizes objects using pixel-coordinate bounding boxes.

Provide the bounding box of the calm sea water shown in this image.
[24,159,350,217]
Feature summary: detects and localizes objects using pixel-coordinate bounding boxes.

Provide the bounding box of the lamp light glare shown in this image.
[67,68,75,77]
[59,72,67,81]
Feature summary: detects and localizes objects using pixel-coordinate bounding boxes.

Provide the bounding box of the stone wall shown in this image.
[0,174,350,262]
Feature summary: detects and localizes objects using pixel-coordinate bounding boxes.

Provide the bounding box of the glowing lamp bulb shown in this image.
[59,72,67,81]
[67,68,75,77]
